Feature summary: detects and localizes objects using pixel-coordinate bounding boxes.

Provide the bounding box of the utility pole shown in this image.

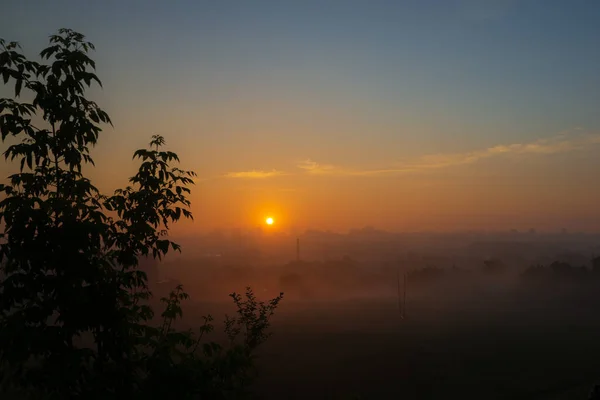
[397,262,407,320]
[397,266,402,318]
[296,237,300,262]
[403,271,407,319]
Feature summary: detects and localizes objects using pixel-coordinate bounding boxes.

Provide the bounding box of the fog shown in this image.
[140,229,600,399]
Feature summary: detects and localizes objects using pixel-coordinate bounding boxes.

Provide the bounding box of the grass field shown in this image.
[183,286,600,399]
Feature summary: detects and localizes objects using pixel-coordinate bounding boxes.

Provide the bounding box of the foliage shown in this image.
[521,262,592,284]
[0,29,282,399]
[141,286,283,400]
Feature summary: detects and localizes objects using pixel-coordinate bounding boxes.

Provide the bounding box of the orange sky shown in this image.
[2,1,600,234]
[84,131,600,235]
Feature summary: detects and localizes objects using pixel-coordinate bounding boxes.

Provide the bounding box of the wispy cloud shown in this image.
[297,159,409,176]
[297,160,339,175]
[299,132,600,177]
[410,133,600,170]
[222,132,600,180]
[224,169,287,179]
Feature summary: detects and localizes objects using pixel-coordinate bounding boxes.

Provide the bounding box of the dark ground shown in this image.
[180,286,600,400]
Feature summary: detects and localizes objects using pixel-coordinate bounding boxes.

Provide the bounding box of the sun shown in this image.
[265,217,274,225]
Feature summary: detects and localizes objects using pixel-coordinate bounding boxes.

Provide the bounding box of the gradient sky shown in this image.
[2,0,600,233]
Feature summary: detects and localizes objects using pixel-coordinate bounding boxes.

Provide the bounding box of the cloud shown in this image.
[222,132,600,180]
[297,160,339,175]
[224,169,287,179]
[297,159,410,176]
[411,133,600,170]
[300,132,600,177]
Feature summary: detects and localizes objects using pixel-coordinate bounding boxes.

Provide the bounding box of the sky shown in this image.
[2,0,600,234]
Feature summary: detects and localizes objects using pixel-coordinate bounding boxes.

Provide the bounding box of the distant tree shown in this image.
[521,261,590,285]
[521,264,548,281]
[0,28,282,399]
[482,258,505,274]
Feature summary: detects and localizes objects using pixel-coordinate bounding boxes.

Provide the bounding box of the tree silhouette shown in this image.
[0,28,282,399]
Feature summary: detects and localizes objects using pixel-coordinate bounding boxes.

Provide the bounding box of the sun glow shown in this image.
[265,217,274,225]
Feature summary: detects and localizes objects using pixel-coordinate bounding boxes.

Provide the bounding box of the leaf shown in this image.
[203,343,215,356]
[15,79,22,97]
[89,110,99,123]
[156,239,170,255]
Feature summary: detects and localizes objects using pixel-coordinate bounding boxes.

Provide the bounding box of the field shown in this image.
[182,285,600,400]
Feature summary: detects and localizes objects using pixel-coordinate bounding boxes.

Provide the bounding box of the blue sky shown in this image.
[2,0,600,231]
